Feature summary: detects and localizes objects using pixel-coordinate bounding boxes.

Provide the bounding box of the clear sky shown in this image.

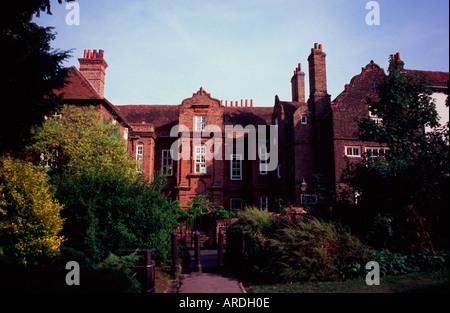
[33,0,449,107]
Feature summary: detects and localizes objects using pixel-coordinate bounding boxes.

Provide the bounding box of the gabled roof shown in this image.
[53,66,130,128]
[54,66,102,100]
[405,69,449,89]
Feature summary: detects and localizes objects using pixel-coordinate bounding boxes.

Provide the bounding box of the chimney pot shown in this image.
[314,43,318,49]
[245,99,248,107]
[250,99,253,107]
[241,99,243,107]
[319,44,322,50]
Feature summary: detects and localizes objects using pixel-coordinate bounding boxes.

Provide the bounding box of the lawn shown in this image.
[246,270,449,293]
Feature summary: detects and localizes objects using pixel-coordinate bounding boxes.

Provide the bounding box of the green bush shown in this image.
[0,157,65,264]
[266,217,369,282]
[225,207,279,280]
[55,170,179,264]
[0,247,142,292]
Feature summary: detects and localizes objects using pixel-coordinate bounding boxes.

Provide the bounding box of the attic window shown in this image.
[194,116,207,132]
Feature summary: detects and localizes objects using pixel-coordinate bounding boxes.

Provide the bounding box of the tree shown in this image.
[0,1,74,153]
[27,105,138,178]
[340,55,449,252]
[27,105,179,263]
[0,157,65,264]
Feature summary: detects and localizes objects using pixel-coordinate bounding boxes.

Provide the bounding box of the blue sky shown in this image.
[34,0,449,106]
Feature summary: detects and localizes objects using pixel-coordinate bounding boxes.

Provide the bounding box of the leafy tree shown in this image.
[358,56,439,159]
[340,56,449,252]
[1,1,74,153]
[0,157,65,264]
[27,105,138,178]
[27,105,179,263]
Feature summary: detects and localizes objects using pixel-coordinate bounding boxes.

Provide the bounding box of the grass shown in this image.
[246,270,449,293]
[155,267,181,293]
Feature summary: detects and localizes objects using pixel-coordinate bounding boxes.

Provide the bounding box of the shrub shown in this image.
[266,217,369,282]
[0,157,65,264]
[55,169,178,264]
[225,207,279,280]
[0,247,142,292]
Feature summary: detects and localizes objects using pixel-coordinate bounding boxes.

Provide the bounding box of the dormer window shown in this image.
[194,116,207,132]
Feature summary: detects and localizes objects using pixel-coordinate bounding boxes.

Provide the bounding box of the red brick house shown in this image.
[58,45,449,211]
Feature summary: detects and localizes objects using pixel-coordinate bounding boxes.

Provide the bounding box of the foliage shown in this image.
[340,249,449,280]
[0,1,73,153]
[27,105,138,179]
[359,56,439,158]
[0,247,142,292]
[225,207,279,280]
[339,55,449,252]
[26,106,179,264]
[266,217,369,282]
[0,157,65,264]
[55,170,179,264]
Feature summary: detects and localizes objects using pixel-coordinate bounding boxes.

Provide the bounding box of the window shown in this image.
[301,194,318,205]
[194,145,207,173]
[369,111,383,125]
[259,146,268,175]
[161,150,173,176]
[345,146,361,157]
[194,116,207,132]
[230,154,242,180]
[365,147,390,157]
[277,165,281,178]
[301,114,308,124]
[136,144,144,172]
[260,197,268,211]
[230,198,243,212]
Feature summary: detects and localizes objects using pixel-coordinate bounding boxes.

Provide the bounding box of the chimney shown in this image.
[307,43,330,120]
[291,63,306,102]
[78,49,108,98]
[308,43,327,98]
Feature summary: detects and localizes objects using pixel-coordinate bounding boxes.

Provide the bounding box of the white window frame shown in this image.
[194,115,207,132]
[301,114,308,124]
[301,194,318,205]
[345,146,361,157]
[365,147,390,158]
[230,154,242,180]
[161,149,173,176]
[259,146,268,175]
[136,144,144,172]
[194,145,207,174]
[230,198,243,212]
[260,196,268,211]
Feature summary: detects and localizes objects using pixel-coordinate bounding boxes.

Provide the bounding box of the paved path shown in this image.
[177,250,244,293]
